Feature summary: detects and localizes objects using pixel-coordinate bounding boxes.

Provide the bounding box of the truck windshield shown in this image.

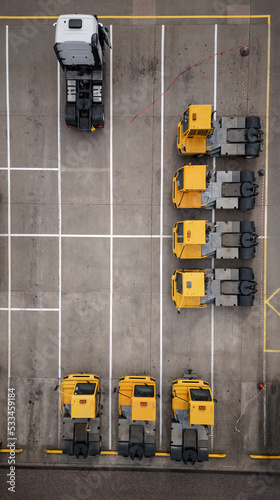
[190,388,212,401]
[177,168,184,191]
[176,273,183,294]
[74,383,96,395]
[134,385,154,397]
[176,223,184,243]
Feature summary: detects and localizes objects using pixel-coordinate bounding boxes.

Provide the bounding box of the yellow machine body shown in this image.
[172,270,207,310]
[118,376,156,422]
[173,220,207,259]
[172,164,207,209]
[172,378,214,427]
[59,374,100,420]
[177,105,213,155]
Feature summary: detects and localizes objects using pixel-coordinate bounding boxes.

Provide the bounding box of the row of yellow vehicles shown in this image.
[171,104,261,310]
[55,372,215,465]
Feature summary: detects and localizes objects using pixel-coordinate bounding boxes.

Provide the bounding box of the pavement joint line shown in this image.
[108,24,113,450]
[6,25,11,395]
[57,59,62,447]
[159,23,165,450]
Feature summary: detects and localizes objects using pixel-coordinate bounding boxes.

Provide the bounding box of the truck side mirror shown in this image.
[214,399,218,403]
[54,385,59,392]
[113,387,118,393]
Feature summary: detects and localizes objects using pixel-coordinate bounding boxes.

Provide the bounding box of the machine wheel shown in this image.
[65,104,76,127]
[245,143,260,159]
[238,294,254,306]
[92,105,104,127]
[246,116,261,129]
[240,221,255,233]
[239,247,255,260]
[239,267,254,281]
[239,197,255,210]
[240,171,255,183]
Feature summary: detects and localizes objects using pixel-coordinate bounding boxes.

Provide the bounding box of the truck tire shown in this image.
[240,171,255,183]
[239,267,254,281]
[65,104,76,127]
[240,221,255,233]
[239,247,255,260]
[238,294,254,306]
[245,143,260,159]
[239,197,255,210]
[246,116,261,129]
[92,105,104,127]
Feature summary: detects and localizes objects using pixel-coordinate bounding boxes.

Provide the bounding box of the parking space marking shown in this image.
[0,308,59,312]
[57,59,62,445]
[159,24,165,449]
[6,25,11,389]
[0,168,59,171]
[109,24,113,450]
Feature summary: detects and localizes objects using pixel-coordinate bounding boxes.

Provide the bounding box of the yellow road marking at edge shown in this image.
[0,15,270,20]
[250,455,280,460]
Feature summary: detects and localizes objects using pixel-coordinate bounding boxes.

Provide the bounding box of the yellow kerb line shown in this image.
[45,449,226,458]
[0,448,22,453]
[250,455,280,460]
[0,15,270,22]
[45,449,63,454]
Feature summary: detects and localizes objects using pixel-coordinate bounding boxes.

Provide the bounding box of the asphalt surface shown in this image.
[0,0,280,497]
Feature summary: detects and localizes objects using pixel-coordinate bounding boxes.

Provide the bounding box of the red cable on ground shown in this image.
[130,44,247,124]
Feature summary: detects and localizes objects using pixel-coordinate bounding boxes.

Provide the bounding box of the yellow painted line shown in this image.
[0,15,270,21]
[45,449,63,454]
[155,452,170,457]
[209,453,226,458]
[0,448,22,453]
[250,455,280,460]
[266,287,280,304]
[100,451,118,455]
[266,301,280,318]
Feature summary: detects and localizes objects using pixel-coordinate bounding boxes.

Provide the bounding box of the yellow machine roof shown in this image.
[183,164,207,191]
[182,271,206,298]
[188,105,212,130]
[182,220,206,244]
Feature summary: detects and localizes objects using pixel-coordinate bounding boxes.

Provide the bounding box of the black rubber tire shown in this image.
[92,105,104,127]
[239,197,255,210]
[238,294,254,307]
[245,143,260,159]
[246,116,261,129]
[239,247,255,260]
[240,170,255,183]
[240,221,255,233]
[239,267,254,281]
[65,104,76,127]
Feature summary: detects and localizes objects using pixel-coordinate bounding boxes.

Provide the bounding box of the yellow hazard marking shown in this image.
[250,455,280,460]
[44,449,63,454]
[0,448,22,453]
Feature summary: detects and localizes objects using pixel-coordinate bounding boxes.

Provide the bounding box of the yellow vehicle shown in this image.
[55,373,101,458]
[115,375,157,460]
[177,104,263,158]
[172,268,257,310]
[173,220,258,260]
[171,373,214,464]
[172,165,258,210]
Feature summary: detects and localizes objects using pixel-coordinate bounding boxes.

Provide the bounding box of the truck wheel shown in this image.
[240,221,255,233]
[238,294,254,306]
[92,106,104,127]
[239,247,255,260]
[246,116,261,129]
[239,267,254,281]
[240,171,255,183]
[245,143,260,159]
[239,197,255,210]
[65,104,76,127]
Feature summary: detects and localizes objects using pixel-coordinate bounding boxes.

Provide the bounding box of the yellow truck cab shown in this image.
[173,220,258,260]
[171,374,214,464]
[172,268,257,310]
[116,375,156,460]
[177,105,213,155]
[172,164,207,209]
[56,373,101,458]
[177,104,263,158]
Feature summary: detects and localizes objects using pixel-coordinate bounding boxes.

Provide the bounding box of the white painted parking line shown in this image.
[109,24,113,450]
[6,234,172,238]
[6,25,11,389]
[0,308,60,312]
[159,24,165,449]
[211,24,218,449]
[0,168,59,171]
[57,60,62,446]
